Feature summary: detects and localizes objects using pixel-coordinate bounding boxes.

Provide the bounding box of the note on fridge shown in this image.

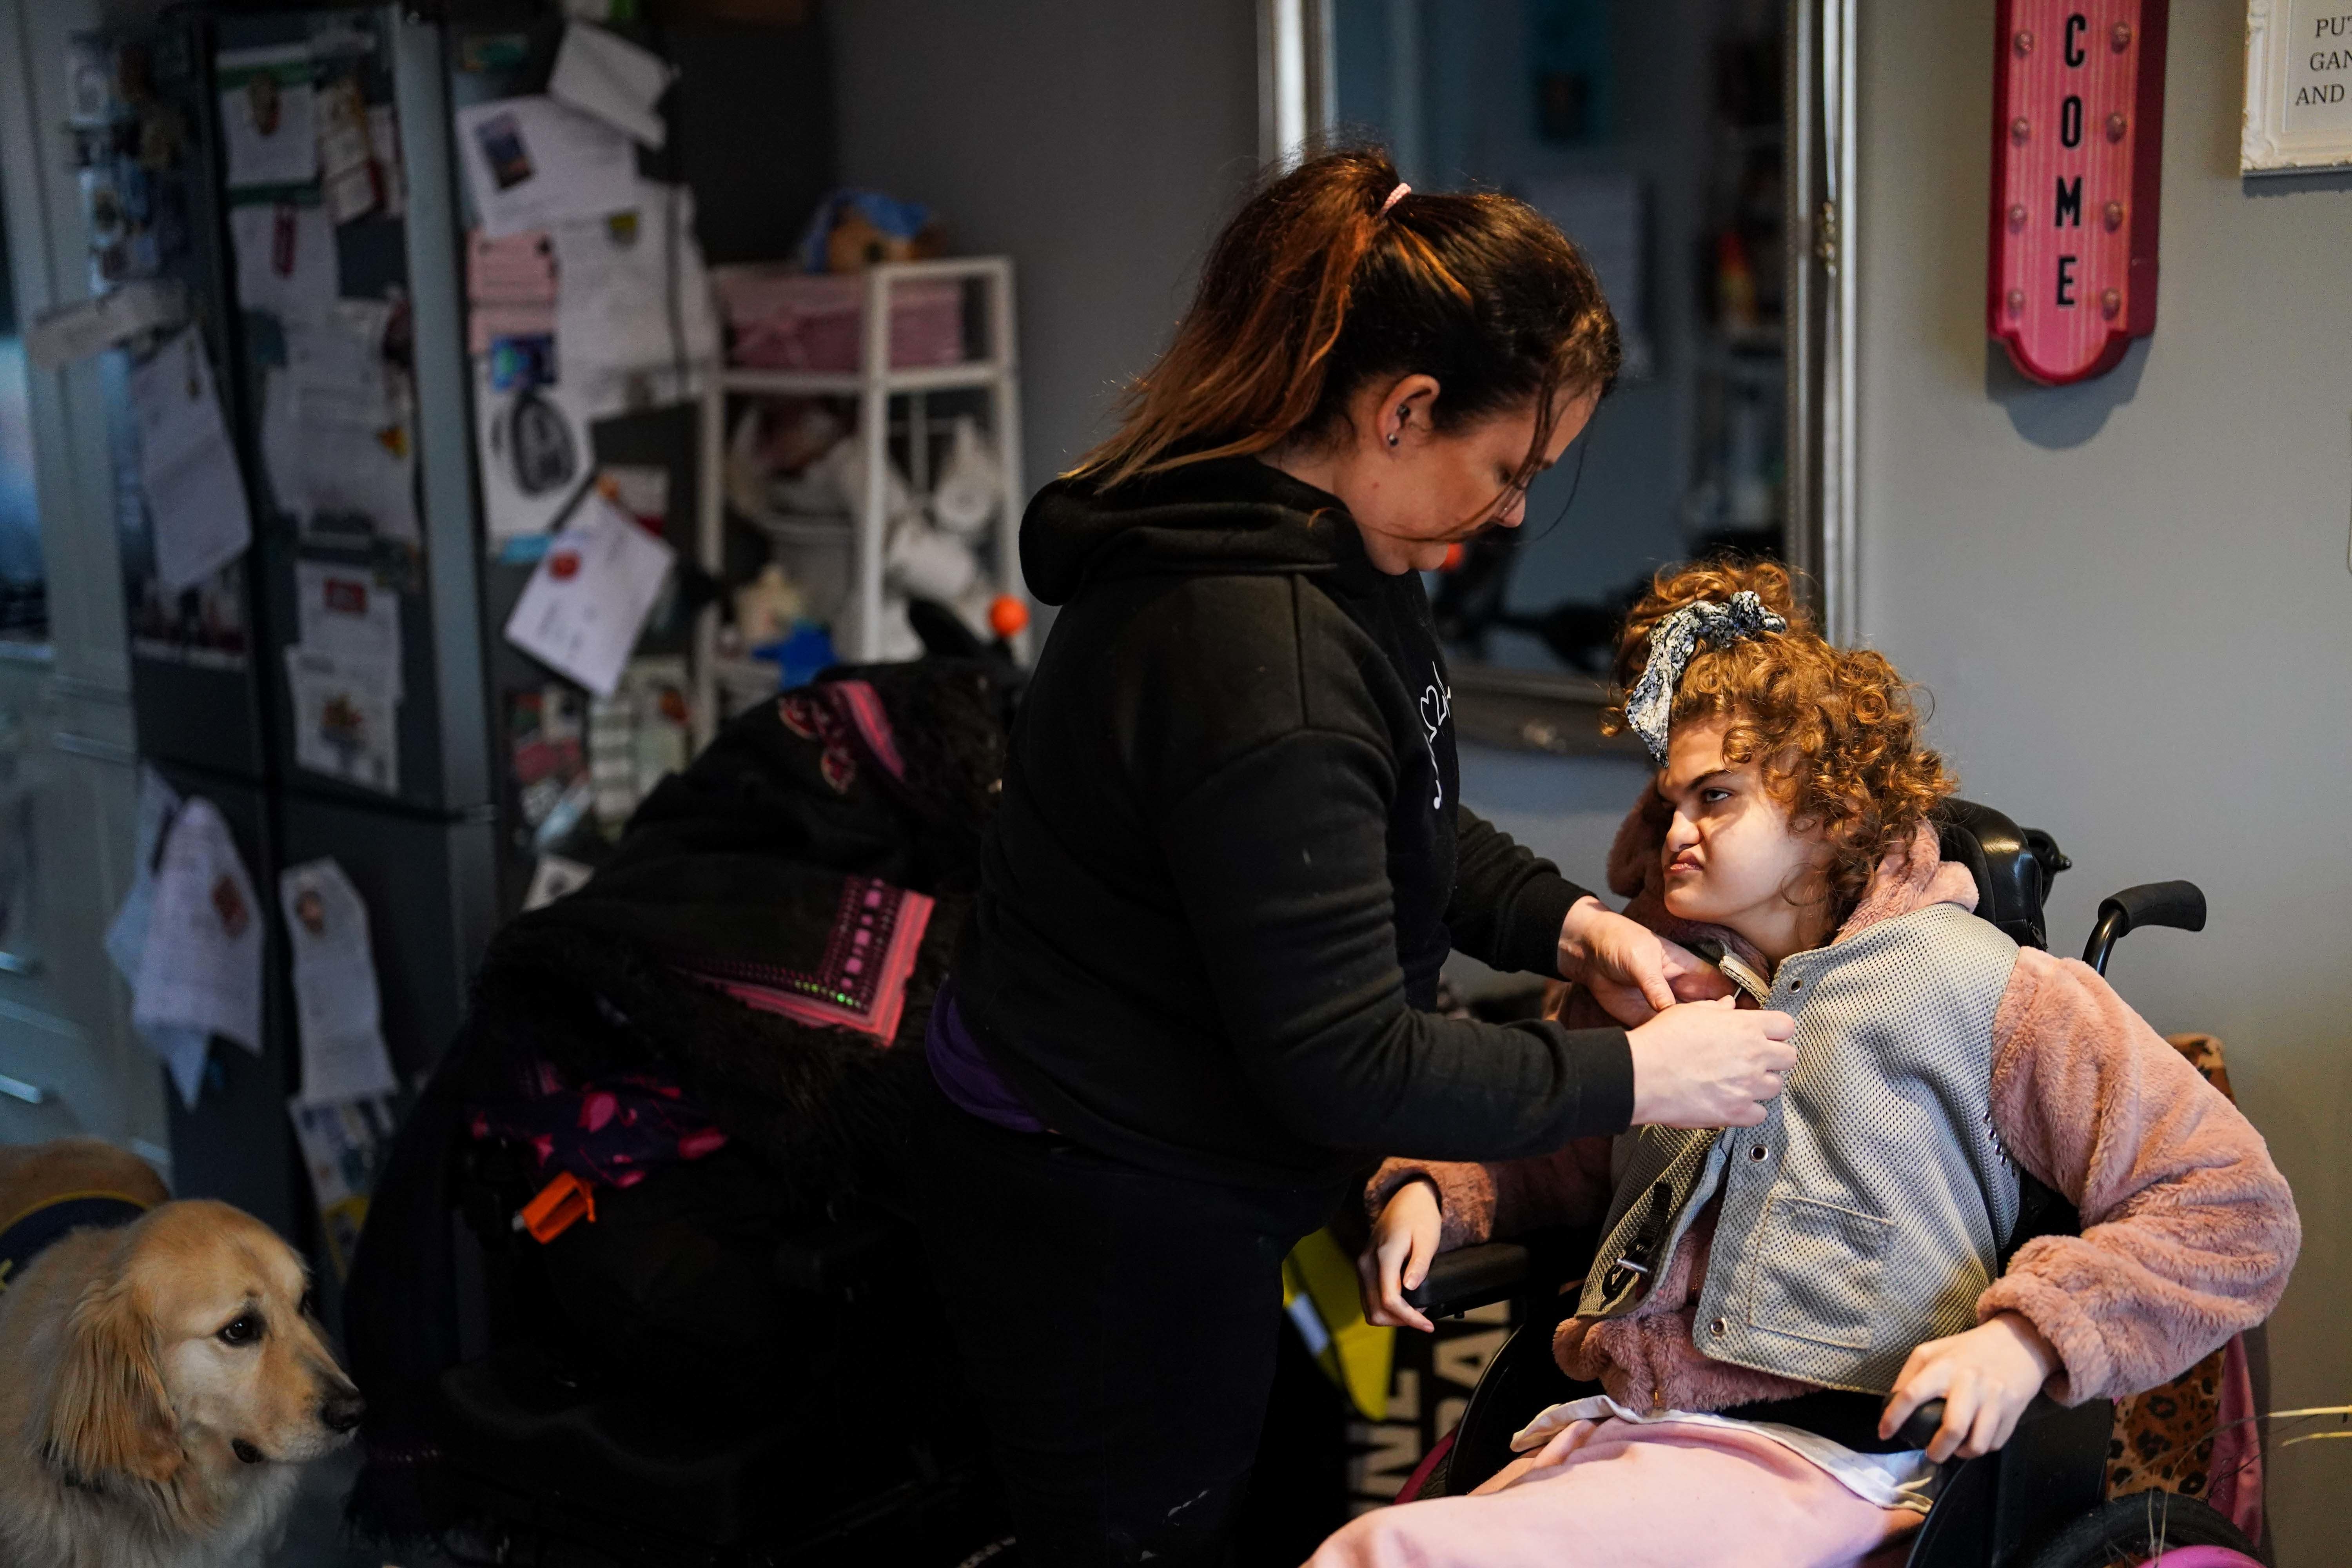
[295,560,403,697]
[131,796,264,1074]
[549,20,676,149]
[216,45,318,189]
[25,278,186,370]
[228,201,338,323]
[503,492,675,698]
[368,105,406,219]
[104,764,182,988]
[285,646,401,793]
[452,94,637,238]
[551,181,719,413]
[127,331,253,594]
[279,859,399,1107]
[276,307,419,542]
[474,361,592,541]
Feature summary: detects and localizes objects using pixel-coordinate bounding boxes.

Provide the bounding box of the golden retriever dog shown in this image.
[0,1138,364,1568]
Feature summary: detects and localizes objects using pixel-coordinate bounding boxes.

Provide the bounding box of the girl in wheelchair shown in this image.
[1323,562,2299,1568]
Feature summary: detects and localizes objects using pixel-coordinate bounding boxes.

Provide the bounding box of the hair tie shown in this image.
[1380,181,1411,216]
[1623,591,1789,765]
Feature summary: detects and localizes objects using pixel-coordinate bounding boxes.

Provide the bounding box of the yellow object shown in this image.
[1281,1227,1394,1421]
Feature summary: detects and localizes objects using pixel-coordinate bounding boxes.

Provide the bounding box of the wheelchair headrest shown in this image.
[1935,799,2067,952]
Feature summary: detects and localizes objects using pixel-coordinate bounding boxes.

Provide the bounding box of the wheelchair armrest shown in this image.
[1401,1241,1530,1317]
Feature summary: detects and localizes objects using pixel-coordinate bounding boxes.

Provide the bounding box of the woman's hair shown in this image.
[1069,145,1621,490]
[1604,559,1957,917]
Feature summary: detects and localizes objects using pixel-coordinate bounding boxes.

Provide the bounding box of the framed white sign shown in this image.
[2244,0,2352,172]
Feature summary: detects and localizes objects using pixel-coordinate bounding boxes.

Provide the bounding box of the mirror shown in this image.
[1298,0,1825,746]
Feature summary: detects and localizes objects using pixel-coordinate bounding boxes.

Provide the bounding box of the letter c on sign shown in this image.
[2064,13,2087,66]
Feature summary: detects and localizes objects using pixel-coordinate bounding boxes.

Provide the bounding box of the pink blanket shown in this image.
[1307,1417,1917,1568]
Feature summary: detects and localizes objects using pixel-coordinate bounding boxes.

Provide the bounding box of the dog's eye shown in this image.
[217,1313,264,1347]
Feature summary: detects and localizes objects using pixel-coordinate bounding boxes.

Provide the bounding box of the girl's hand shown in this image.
[1878,1313,2060,1462]
[1559,897,1737,1026]
[1356,1179,1443,1333]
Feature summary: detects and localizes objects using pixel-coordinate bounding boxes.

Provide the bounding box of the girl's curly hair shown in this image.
[1602,559,1956,920]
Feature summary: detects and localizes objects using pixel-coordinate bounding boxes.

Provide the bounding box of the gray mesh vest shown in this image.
[1575,902,2022,1395]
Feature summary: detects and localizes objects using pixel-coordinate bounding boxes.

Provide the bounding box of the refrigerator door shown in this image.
[212,7,492,816]
[110,16,274,782]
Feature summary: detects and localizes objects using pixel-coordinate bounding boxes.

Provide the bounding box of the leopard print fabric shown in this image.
[2105,1033,2239,1503]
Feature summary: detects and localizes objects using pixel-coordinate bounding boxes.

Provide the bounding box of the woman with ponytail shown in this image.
[910,149,1799,1565]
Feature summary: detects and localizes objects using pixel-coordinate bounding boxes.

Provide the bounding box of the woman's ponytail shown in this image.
[1072,146,1619,491]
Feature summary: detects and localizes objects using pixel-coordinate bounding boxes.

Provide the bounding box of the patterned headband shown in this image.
[1623,591,1789,766]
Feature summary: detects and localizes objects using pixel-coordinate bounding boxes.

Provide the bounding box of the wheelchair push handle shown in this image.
[2081,880,2206,975]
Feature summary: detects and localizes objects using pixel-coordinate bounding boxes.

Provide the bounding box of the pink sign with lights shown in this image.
[1987,1,2170,385]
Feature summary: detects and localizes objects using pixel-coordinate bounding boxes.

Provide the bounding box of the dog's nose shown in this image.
[319,1389,365,1434]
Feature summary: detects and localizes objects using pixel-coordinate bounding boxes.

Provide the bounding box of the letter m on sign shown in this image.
[2054,174,2082,226]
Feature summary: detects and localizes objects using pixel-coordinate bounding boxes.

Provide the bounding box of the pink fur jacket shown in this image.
[1368,792,2301,1413]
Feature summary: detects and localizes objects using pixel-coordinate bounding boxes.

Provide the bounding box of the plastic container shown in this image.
[711,267,965,373]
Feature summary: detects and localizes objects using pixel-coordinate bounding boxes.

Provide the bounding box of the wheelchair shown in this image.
[1391,800,2270,1568]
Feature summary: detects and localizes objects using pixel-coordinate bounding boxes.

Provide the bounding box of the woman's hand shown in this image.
[1559,897,1737,1026]
[1356,1179,1443,1333]
[1878,1313,2060,1463]
[1626,997,1798,1127]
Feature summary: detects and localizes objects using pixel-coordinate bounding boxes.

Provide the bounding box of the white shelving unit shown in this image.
[694,256,1025,742]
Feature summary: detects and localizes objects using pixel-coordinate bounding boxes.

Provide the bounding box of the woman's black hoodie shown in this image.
[954,455,1634,1188]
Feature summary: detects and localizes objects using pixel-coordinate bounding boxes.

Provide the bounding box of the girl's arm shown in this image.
[1978,948,2300,1404]
[1357,1144,1612,1330]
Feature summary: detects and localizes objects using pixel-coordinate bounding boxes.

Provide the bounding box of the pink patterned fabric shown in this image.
[1309,1416,1915,1568]
[688,877,934,1043]
[776,678,906,793]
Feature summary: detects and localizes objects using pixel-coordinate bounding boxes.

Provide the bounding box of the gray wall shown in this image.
[829,0,1261,503]
[1855,4,2350,1559]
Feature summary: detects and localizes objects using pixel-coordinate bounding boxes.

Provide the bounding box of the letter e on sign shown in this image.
[1987,1,2168,383]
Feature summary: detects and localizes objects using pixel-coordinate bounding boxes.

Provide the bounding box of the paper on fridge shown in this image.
[279,859,398,1107]
[103,764,181,987]
[503,493,674,697]
[454,95,637,238]
[285,646,400,793]
[551,180,719,413]
[128,331,253,594]
[263,304,417,541]
[25,279,186,370]
[289,1094,399,1278]
[228,201,338,323]
[316,76,379,223]
[131,797,264,1091]
[217,45,318,189]
[294,560,402,697]
[367,105,406,219]
[474,361,593,541]
[549,21,675,149]
[105,768,211,1109]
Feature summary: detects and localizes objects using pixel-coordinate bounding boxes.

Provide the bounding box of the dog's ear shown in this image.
[43,1277,183,1487]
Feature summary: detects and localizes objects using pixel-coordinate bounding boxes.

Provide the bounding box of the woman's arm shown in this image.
[1158,726,1636,1156]
[1452,809,1738,1021]
[1975,949,2300,1404]
[1445,809,1589,978]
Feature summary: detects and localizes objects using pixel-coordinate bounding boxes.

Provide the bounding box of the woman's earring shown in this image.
[1387,433,1399,446]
